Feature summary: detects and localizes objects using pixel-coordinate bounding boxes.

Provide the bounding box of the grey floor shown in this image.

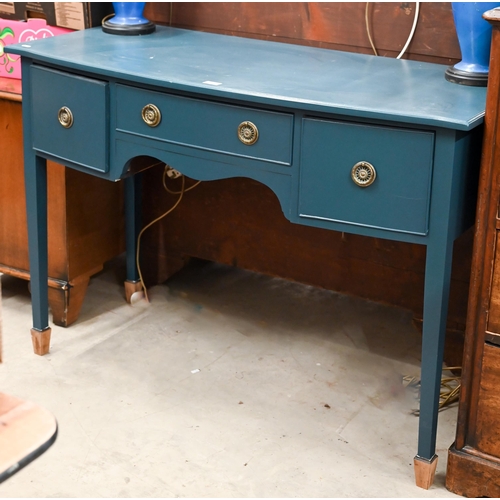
[0,257,460,498]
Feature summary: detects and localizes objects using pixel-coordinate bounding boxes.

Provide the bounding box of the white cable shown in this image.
[397,2,420,59]
[365,2,378,56]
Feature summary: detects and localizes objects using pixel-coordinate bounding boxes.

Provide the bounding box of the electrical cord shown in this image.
[101,13,115,25]
[163,175,200,195]
[365,3,378,56]
[135,165,200,303]
[396,1,420,59]
[365,2,420,59]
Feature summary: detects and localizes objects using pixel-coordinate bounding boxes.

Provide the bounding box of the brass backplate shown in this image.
[58,106,73,129]
[142,104,161,127]
[238,121,259,145]
[351,161,376,187]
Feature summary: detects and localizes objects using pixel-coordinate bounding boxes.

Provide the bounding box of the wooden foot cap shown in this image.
[124,280,143,304]
[30,328,51,356]
[414,454,438,489]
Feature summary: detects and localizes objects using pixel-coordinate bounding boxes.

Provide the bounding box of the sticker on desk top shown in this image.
[203,80,222,86]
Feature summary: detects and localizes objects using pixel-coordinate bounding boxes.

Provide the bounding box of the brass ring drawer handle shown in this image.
[142,104,161,127]
[238,121,259,145]
[351,161,377,187]
[58,106,73,129]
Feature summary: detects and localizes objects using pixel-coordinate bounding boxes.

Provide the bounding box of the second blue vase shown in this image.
[445,2,500,86]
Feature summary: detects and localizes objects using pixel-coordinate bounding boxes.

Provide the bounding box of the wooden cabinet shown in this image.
[446,10,500,498]
[0,78,124,326]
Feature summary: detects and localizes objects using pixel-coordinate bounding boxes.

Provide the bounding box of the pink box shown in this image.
[0,18,72,79]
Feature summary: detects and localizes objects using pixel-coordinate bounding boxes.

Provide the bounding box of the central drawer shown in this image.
[298,118,434,235]
[116,84,293,166]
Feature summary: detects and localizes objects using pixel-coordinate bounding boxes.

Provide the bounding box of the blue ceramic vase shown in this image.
[445,2,500,86]
[102,2,155,36]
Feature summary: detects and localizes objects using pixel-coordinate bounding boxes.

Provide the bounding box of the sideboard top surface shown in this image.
[7,25,486,130]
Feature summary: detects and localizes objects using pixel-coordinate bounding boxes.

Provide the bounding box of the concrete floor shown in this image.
[0,258,460,498]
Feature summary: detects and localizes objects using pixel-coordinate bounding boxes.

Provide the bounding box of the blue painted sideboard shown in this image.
[6,26,486,488]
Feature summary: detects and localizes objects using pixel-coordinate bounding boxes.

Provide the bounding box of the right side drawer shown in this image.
[298,118,435,235]
[31,66,109,173]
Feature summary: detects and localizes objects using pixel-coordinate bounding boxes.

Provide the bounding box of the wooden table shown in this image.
[6,26,486,488]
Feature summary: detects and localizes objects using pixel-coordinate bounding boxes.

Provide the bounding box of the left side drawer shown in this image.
[31,66,109,173]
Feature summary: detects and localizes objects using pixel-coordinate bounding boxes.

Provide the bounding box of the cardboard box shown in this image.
[0,3,113,30]
[0,18,72,79]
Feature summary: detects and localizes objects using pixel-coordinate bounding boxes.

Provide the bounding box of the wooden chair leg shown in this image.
[414,455,438,489]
